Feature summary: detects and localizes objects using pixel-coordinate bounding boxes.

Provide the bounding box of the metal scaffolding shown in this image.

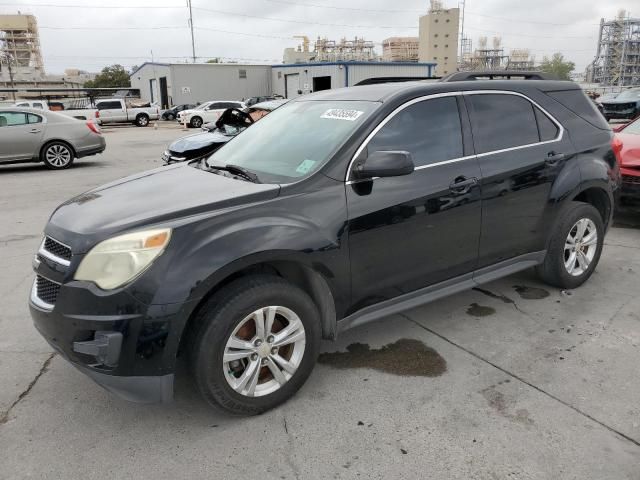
[0,14,44,71]
[590,11,640,87]
[314,37,377,62]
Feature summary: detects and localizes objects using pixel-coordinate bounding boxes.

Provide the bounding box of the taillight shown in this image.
[95,110,100,118]
[612,136,623,164]
[86,121,101,134]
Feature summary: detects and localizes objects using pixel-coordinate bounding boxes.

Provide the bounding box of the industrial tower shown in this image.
[590,11,640,86]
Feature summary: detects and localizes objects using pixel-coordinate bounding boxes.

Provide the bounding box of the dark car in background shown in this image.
[600,88,640,121]
[161,104,196,121]
[162,100,287,164]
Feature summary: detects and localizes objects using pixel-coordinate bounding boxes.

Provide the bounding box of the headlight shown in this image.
[75,228,171,290]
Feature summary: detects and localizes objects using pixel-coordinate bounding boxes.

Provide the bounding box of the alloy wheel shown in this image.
[45,144,72,168]
[223,306,306,397]
[564,218,598,276]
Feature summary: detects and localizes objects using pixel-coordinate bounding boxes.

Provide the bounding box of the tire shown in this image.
[166,113,175,121]
[41,141,74,170]
[189,275,321,415]
[135,114,149,127]
[536,201,604,289]
[190,116,203,128]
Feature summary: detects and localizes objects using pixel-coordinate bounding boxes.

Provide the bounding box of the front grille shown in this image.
[603,102,636,112]
[43,236,72,261]
[36,275,60,305]
[622,174,640,185]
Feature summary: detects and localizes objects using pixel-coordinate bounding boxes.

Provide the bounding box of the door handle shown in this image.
[545,151,566,165]
[449,176,478,194]
[29,128,41,134]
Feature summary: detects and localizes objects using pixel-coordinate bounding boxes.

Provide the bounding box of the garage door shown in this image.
[285,73,300,99]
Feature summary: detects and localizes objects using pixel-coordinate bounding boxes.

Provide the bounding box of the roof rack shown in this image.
[440,71,557,82]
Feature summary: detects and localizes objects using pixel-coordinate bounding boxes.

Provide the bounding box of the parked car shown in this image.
[0,107,105,169]
[163,100,288,164]
[600,88,640,121]
[613,116,640,204]
[244,95,282,107]
[161,104,196,121]
[13,100,101,124]
[14,99,49,110]
[95,98,160,127]
[29,75,619,414]
[177,100,245,128]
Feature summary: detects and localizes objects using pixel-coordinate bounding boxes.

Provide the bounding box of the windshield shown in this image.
[617,89,640,100]
[207,100,377,183]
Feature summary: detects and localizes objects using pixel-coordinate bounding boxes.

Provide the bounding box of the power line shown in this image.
[463,25,596,39]
[0,2,181,7]
[191,6,417,29]
[262,0,423,14]
[40,25,185,30]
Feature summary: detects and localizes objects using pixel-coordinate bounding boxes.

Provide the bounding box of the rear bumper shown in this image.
[77,137,106,158]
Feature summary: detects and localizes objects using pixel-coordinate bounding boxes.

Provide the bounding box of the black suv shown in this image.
[29,74,620,415]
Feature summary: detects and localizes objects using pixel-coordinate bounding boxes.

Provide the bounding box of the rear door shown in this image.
[464,91,574,268]
[0,111,44,162]
[346,94,482,309]
[97,100,126,122]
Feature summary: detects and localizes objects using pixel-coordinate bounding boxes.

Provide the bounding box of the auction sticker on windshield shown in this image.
[320,109,364,121]
[296,159,317,174]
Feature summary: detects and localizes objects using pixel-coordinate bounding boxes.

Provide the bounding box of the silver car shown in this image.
[0,107,106,169]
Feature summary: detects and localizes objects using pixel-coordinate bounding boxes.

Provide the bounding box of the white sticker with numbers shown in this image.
[320,109,364,121]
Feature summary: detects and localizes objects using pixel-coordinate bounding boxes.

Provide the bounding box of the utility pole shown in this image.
[459,0,466,70]
[188,0,196,62]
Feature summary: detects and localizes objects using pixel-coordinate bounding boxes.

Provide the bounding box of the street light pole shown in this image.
[188,0,196,62]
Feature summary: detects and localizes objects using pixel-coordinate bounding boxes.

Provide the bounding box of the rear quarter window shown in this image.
[545,89,609,130]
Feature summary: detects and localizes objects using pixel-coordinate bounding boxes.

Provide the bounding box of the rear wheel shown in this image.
[135,114,149,127]
[536,202,604,289]
[41,141,74,169]
[190,116,203,128]
[189,275,320,415]
[166,113,175,121]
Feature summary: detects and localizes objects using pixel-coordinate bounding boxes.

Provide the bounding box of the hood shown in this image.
[601,98,639,106]
[46,163,280,253]
[168,130,233,154]
[618,132,640,167]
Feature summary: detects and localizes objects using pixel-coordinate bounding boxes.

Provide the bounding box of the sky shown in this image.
[0,0,637,74]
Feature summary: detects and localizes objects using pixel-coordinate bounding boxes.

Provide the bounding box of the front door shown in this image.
[346,95,482,311]
[0,111,44,162]
[464,92,575,267]
[97,100,126,122]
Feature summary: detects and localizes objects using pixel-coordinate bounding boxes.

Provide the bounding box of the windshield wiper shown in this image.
[202,160,261,183]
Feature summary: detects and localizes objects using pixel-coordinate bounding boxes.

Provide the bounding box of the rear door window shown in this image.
[28,113,43,124]
[97,101,122,110]
[366,96,463,167]
[534,107,559,141]
[0,112,28,126]
[466,94,540,153]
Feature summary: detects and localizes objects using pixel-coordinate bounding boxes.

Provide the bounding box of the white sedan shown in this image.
[177,101,245,128]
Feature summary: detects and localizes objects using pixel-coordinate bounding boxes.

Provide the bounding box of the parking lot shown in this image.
[1,124,640,479]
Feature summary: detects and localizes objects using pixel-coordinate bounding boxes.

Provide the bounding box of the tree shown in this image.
[540,53,575,81]
[84,64,131,88]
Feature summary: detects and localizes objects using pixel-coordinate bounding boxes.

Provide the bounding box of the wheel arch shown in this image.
[177,257,338,359]
[571,185,612,228]
[39,139,77,160]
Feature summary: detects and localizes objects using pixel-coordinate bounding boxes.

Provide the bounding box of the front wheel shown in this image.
[41,141,74,169]
[536,202,604,289]
[166,113,175,121]
[190,116,203,128]
[135,114,149,127]
[189,275,321,415]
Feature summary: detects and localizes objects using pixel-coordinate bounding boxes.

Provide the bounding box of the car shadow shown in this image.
[0,161,102,175]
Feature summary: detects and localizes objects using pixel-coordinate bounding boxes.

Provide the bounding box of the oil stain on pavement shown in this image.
[512,285,550,300]
[318,338,447,377]
[466,303,496,317]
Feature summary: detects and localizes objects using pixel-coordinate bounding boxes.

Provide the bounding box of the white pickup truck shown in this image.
[13,100,101,124]
[95,98,160,127]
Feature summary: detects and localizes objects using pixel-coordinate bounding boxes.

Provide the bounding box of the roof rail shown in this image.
[440,71,558,82]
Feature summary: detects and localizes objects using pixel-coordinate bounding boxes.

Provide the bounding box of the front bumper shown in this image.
[28,253,197,403]
[603,109,639,120]
[620,171,640,200]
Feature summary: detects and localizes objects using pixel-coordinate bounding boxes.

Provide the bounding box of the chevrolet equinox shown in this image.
[29,73,621,415]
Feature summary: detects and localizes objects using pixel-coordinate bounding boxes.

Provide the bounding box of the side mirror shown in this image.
[353,150,415,179]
